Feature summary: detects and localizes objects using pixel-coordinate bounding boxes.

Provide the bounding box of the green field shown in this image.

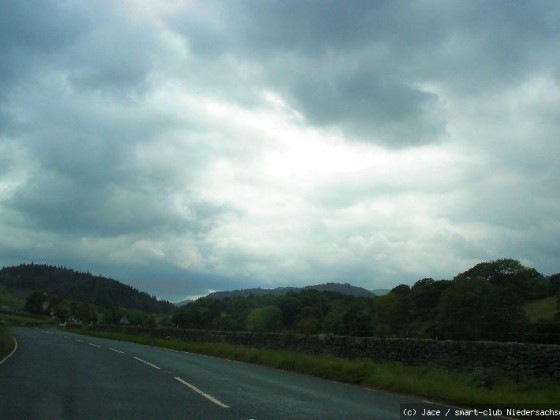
[525,296,558,322]
[68,327,560,407]
[0,286,24,311]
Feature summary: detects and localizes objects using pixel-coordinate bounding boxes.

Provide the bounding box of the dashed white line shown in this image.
[88,342,101,348]
[74,339,84,343]
[133,356,161,370]
[109,347,126,354]
[174,377,230,408]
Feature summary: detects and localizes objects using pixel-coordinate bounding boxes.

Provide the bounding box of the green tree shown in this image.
[75,301,96,324]
[455,259,543,300]
[25,290,50,315]
[548,274,560,297]
[212,313,237,331]
[375,286,414,337]
[436,277,490,340]
[437,276,527,341]
[341,300,374,337]
[245,306,284,332]
[322,305,346,335]
[52,299,72,322]
[410,278,451,337]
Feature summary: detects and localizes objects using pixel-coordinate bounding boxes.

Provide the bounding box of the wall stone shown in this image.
[92,325,560,383]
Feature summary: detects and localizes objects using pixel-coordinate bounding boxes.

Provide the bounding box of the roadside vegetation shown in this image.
[0,323,15,361]
[68,327,560,407]
[0,312,55,326]
[0,286,24,311]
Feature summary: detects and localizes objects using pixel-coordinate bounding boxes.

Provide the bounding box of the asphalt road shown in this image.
[0,327,439,419]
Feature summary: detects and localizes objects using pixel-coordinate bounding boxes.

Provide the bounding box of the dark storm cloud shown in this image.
[0,1,86,85]
[0,0,228,242]
[170,0,560,147]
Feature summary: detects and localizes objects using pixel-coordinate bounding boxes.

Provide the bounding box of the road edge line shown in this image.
[0,335,18,366]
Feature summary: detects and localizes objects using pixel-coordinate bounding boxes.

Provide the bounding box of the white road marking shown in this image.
[109,347,126,354]
[0,336,18,366]
[88,342,101,348]
[74,339,84,343]
[133,356,161,370]
[174,377,230,409]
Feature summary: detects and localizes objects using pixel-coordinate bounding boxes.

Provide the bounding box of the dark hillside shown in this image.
[0,264,174,313]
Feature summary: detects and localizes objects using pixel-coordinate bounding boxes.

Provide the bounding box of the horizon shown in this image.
[1,258,553,303]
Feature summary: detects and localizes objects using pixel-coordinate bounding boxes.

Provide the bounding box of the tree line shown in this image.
[0,263,174,313]
[24,289,162,327]
[172,259,560,343]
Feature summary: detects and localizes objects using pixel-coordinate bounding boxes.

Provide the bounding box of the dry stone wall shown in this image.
[93,325,560,383]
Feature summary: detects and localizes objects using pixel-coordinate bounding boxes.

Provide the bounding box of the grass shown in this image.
[67,327,560,407]
[0,286,24,311]
[525,296,558,322]
[0,312,56,326]
[0,323,15,361]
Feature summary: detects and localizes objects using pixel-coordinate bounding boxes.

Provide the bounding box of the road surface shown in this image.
[0,327,436,419]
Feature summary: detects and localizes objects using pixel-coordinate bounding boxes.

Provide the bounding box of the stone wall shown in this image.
[92,325,560,383]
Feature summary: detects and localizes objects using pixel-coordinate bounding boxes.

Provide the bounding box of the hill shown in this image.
[205,282,374,300]
[0,264,174,313]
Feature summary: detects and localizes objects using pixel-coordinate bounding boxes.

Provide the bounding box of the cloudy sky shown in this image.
[1,1,559,301]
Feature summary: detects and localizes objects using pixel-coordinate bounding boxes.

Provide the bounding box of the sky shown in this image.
[1,1,559,302]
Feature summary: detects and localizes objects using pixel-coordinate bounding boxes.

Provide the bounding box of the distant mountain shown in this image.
[205,283,374,300]
[174,299,194,307]
[371,289,389,296]
[0,263,174,313]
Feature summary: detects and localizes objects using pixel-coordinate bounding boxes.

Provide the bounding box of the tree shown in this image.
[437,276,527,341]
[322,305,346,335]
[548,274,560,297]
[53,299,72,323]
[25,290,49,315]
[341,300,374,337]
[245,306,284,332]
[409,278,451,337]
[212,314,237,331]
[436,277,491,340]
[455,259,543,300]
[75,301,96,324]
[375,291,413,337]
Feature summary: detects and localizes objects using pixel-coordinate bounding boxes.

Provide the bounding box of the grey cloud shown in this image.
[168,1,559,147]
[0,1,87,96]
[283,62,443,145]
[0,1,160,106]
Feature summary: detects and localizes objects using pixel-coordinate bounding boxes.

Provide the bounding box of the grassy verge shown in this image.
[0,323,15,361]
[0,312,55,326]
[67,328,560,407]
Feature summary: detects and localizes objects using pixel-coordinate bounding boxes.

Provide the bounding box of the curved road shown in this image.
[1,327,438,419]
